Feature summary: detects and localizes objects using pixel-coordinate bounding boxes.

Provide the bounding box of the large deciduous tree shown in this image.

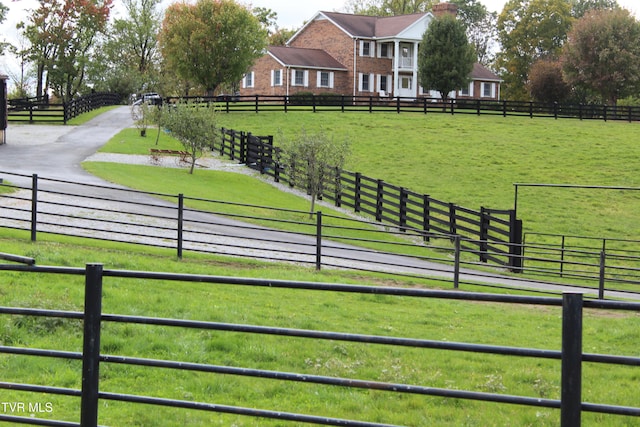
[159,0,267,96]
[450,0,498,66]
[418,14,475,104]
[562,8,640,105]
[571,0,619,18]
[23,0,112,101]
[496,0,573,101]
[528,59,571,103]
[88,0,162,98]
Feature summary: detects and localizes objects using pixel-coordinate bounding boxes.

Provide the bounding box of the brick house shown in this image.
[240,4,501,101]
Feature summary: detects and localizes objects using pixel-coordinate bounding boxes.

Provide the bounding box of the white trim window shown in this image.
[271,69,283,87]
[377,74,392,93]
[359,73,374,92]
[317,71,334,88]
[378,43,392,58]
[292,69,309,87]
[459,82,473,97]
[482,82,496,98]
[243,72,254,88]
[360,40,375,57]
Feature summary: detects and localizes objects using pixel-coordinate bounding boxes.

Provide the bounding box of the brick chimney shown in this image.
[432,2,458,18]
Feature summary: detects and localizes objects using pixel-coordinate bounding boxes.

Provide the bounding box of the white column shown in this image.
[412,41,419,98]
[393,40,400,97]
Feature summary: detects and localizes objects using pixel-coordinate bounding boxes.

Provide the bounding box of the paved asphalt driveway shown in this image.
[0,106,134,185]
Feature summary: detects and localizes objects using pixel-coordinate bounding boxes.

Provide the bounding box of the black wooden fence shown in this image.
[7,93,121,124]
[216,128,523,271]
[0,260,639,426]
[171,94,640,123]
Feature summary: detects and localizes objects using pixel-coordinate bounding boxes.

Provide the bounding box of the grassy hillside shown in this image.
[217,112,640,242]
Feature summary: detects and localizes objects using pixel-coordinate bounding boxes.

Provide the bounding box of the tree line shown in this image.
[0,0,638,106]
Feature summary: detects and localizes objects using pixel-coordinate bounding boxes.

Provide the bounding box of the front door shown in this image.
[397,75,414,98]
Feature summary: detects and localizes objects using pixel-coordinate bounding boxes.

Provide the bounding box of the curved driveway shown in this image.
[0,108,632,299]
[1,106,134,184]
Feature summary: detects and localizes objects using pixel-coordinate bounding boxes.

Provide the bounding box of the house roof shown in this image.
[319,11,431,39]
[471,63,501,82]
[268,46,347,71]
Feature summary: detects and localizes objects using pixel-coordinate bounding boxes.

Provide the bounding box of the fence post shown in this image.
[239,131,246,164]
[423,195,430,242]
[354,173,362,213]
[453,235,461,289]
[561,293,583,427]
[449,203,457,236]
[603,105,608,122]
[376,179,384,222]
[29,173,39,241]
[509,211,523,273]
[80,263,104,427]
[554,102,559,119]
[450,98,454,115]
[316,211,322,270]
[502,100,507,117]
[255,95,259,113]
[177,194,184,259]
[560,235,566,278]
[479,207,489,263]
[399,188,408,232]
[334,167,342,207]
[598,251,606,300]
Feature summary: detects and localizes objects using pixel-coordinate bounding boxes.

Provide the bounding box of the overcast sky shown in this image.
[2,0,639,78]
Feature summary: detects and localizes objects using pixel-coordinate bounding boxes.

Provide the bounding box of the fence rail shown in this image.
[169,94,640,122]
[0,171,639,299]
[217,128,524,271]
[7,93,121,124]
[0,262,638,426]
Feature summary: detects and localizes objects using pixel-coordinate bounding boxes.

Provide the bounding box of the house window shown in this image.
[379,75,388,92]
[400,43,413,68]
[459,83,472,97]
[379,43,390,58]
[360,40,375,57]
[360,73,372,92]
[318,71,334,88]
[401,76,412,90]
[272,69,282,86]
[243,72,254,88]
[482,82,494,98]
[362,41,371,56]
[292,70,308,87]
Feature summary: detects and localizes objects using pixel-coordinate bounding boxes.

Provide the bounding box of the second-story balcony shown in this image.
[398,57,414,69]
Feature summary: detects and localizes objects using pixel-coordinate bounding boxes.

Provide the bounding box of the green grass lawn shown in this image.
[217,112,640,244]
[0,234,638,426]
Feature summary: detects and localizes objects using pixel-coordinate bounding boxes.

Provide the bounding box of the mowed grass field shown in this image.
[217,112,640,243]
[0,233,638,426]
